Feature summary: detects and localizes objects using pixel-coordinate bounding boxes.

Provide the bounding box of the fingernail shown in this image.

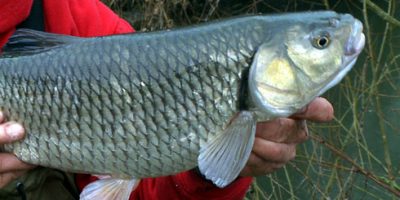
[297,120,309,136]
[304,123,309,136]
[6,123,24,140]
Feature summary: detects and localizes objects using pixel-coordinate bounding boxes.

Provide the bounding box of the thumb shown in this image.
[0,122,25,144]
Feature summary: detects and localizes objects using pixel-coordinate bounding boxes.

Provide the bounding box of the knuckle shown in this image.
[270,145,285,159]
[247,154,260,167]
[278,118,293,129]
[276,118,287,133]
[283,119,297,135]
[276,118,296,141]
[277,118,285,126]
[297,129,309,142]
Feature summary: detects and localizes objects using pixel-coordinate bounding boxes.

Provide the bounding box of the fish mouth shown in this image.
[345,19,365,57]
[342,18,365,70]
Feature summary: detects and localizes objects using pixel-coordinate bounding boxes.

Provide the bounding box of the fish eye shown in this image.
[312,33,330,49]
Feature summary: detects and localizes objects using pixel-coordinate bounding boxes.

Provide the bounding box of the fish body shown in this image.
[0,11,364,192]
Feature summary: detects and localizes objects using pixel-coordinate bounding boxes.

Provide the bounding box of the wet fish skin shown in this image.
[0,11,362,183]
[0,15,266,177]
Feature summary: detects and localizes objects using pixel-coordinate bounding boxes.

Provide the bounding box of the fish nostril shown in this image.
[329,18,340,27]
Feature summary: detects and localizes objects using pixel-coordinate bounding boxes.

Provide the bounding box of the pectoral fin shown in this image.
[80,176,139,200]
[198,111,256,188]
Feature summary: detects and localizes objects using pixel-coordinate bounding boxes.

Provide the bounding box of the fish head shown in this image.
[249,12,365,118]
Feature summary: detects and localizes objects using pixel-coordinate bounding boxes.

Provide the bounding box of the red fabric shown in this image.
[76,172,253,200]
[42,0,134,36]
[0,0,33,48]
[130,171,253,200]
[0,0,253,199]
[0,0,134,48]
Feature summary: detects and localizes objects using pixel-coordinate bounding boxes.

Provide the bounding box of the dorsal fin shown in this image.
[1,28,81,57]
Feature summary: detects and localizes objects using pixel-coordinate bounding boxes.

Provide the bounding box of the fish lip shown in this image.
[329,18,364,83]
[345,19,365,56]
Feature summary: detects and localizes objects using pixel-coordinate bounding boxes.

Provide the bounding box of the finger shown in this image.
[255,118,296,142]
[240,154,285,176]
[240,164,275,177]
[0,153,35,173]
[252,138,296,163]
[246,153,285,169]
[0,122,25,144]
[256,118,308,143]
[0,171,26,188]
[292,97,334,122]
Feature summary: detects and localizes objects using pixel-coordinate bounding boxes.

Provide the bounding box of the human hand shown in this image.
[0,112,35,188]
[240,97,334,176]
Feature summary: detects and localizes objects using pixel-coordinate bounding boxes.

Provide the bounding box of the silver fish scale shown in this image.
[1,16,268,177]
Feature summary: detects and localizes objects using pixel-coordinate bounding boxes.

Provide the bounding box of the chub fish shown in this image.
[0,11,364,199]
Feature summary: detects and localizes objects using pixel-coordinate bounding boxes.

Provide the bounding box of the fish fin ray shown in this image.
[1,28,81,57]
[198,111,256,188]
[80,177,139,200]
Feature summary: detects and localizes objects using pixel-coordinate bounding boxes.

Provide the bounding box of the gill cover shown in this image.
[248,42,303,118]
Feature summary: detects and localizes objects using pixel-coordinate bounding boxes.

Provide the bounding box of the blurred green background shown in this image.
[102,0,400,199]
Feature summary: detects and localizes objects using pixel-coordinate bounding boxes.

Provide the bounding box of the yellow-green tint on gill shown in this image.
[255,58,301,107]
[261,58,296,90]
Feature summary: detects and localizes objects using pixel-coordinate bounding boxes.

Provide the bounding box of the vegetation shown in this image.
[102,0,400,199]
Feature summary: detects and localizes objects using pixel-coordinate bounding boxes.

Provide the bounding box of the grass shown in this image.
[102,0,400,199]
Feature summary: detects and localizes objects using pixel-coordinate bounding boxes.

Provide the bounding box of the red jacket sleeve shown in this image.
[0,0,134,48]
[0,0,33,48]
[42,0,134,36]
[130,171,252,200]
[76,171,253,200]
